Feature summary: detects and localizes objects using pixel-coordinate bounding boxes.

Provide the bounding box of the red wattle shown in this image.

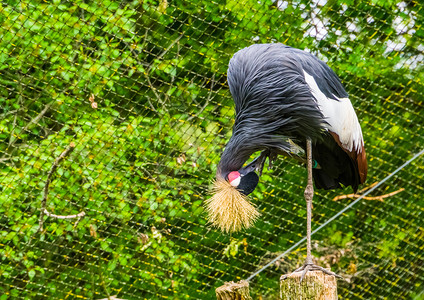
[228,171,240,183]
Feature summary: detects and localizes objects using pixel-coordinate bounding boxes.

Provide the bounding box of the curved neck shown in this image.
[217,135,254,179]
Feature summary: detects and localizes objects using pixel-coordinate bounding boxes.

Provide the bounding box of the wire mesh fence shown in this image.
[0,0,423,299]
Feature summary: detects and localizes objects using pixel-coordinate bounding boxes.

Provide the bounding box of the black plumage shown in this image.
[210,43,367,277]
[217,43,367,192]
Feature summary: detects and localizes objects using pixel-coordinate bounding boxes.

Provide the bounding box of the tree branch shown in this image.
[333,182,405,202]
[187,73,215,121]
[43,209,85,219]
[144,32,185,113]
[7,74,23,148]
[22,100,55,132]
[144,74,164,114]
[38,142,85,233]
[147,32,184,72]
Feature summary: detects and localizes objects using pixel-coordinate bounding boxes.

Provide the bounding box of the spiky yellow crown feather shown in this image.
[205,179,260,233]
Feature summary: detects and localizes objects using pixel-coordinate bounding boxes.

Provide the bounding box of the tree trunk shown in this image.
[215,280,252,300]
[280,270,337,300]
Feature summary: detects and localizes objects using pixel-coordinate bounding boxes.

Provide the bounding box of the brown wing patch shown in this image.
[357,144,368,184]
[329,131,367,184]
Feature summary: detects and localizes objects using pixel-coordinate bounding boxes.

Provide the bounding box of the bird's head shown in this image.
[204,156,262,233]
[226,170,259,196]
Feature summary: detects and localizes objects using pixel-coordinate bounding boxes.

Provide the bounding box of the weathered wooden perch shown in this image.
[215,280,252,300]
[280,270,337,300]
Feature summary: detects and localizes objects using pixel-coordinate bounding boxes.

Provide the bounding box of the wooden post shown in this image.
[280,270,337,300]
[215,280,252,300]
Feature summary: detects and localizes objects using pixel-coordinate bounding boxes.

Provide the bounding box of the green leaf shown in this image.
[28,270,36,280]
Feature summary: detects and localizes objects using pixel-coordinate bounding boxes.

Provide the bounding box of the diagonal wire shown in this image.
[246,147,424,281]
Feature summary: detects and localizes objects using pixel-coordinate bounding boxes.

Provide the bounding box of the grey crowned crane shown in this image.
[206,43,367,279]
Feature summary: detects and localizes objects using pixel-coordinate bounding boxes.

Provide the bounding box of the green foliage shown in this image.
[0,0,423,299]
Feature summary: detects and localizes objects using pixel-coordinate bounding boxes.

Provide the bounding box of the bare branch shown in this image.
[357,181,379,194]
[148,32,184,72]
[1,109,19,118]
[333,182,405,202]
[120,30,162,114]
[143,32,184,113]
[99,271,112,300]
[97,296,127,300]
[8,111,18,148]
[144,74,164,114]
[38,142,85,233]
[43,209,85,219]
[22,100,55,132]
[187,73,215,121]
[7,75,23,149]
[164,39,180,103]
[121,29,150,68]
[123,31,184,115]
[4,99,57,160]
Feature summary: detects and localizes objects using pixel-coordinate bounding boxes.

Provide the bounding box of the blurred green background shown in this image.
[0,0,423,299]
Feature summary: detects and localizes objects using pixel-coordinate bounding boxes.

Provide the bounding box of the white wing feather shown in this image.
[303,71,363,152]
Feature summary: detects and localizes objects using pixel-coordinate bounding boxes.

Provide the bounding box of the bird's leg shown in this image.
[282,138,342,283]
[305,137,314,266]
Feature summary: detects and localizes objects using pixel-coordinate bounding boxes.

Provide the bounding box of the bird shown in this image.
[206,43,367,279]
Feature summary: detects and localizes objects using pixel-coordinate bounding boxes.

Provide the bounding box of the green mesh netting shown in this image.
[1,0,423,299]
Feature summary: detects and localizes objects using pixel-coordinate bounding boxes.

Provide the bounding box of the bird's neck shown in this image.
[217,136,254,179]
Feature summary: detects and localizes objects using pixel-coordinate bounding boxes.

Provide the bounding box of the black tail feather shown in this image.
[312,168,341,190]
[312,134,360,192]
